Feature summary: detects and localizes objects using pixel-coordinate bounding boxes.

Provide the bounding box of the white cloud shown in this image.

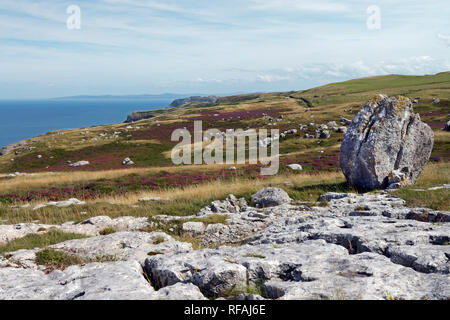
[249,0,350,12]
[0,0,448,98]
[257,74,292,82]
[194,78,223,83]
[437,33,450,46]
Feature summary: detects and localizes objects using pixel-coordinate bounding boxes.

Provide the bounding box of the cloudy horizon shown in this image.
[0,0,449,99]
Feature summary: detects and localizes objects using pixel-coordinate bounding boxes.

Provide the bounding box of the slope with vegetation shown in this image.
[0,73,449,228]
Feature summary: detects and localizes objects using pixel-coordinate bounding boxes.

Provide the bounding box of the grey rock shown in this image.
[318,192,355,202]
[263,252,449,300]
[153,282,207,300]
[144,239,449,300]
[0,223,55,244]
[236,293,266,300]
[197,194,247,216]
[125,111,155,123]
[51,232,191,266]
[2,186,450,300]
[181,222,206,236]
[33,198,86,211]
[287,164,303,170]
[319,130,330,139]
[444,121,450,132]
[0,261,156,300]
[69,161,89,167]
[340,95,434,190]
[122,157,135,165]
[336,126,348,133]
[340,117,352,125]
[251,188,292,208]
[327,121,338,127]
[139,197,171,202]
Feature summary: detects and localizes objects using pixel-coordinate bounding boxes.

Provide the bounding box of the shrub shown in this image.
[99,227,116,235]
[35,249,85,270]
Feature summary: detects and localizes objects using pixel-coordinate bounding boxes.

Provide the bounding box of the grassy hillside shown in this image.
[0,73,449,225]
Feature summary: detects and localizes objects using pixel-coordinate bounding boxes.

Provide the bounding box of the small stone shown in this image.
[69,161,90,167]
[122,157,135,165]
[319,130,330,139]
[287,164,303,170]
[444,121,450,132]
[432,98,440,104]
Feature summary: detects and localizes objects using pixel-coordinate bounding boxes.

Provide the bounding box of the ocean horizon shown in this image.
[0,98,173,148]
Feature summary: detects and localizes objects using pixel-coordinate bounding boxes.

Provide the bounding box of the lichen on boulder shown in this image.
[340,94,434,190]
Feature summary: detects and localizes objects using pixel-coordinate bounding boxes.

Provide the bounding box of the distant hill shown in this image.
[125,95,221,122]
[52,93,203,101]
[168,96,219,108]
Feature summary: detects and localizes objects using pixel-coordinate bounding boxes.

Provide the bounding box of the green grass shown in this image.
[0,229,87,255]
[35,248,119,271]
[326,73,450,93]
[35,248,86,270]
[2,141,173,173]
[0,198,211,225]
[244,253,266,259]
[286,180,357,203]
[99,227,116,235]
[392,189,450,211]
[220,280,267,299]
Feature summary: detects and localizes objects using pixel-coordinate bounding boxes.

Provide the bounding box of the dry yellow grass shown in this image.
[0,162,259,194]
[1,162,447,225]
[101,171,345,205]
[412,161,450,188]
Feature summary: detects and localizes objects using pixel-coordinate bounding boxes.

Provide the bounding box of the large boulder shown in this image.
[340,95,434,190]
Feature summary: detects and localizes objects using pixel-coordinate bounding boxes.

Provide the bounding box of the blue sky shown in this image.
[0,0,449,99]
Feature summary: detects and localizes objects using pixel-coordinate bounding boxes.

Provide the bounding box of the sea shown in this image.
[0,98,174,148]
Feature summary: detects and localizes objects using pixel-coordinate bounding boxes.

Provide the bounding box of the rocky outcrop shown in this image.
[196,194,248,216]
[0,139,28,156]
[340,95,434,190]
[168,96,219,108]
[1,188,449,300]
[0,261,157,300]
[33,198,86,211]
[0,216,153,244]
[298,97,315,108]
[125,111,155,123]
